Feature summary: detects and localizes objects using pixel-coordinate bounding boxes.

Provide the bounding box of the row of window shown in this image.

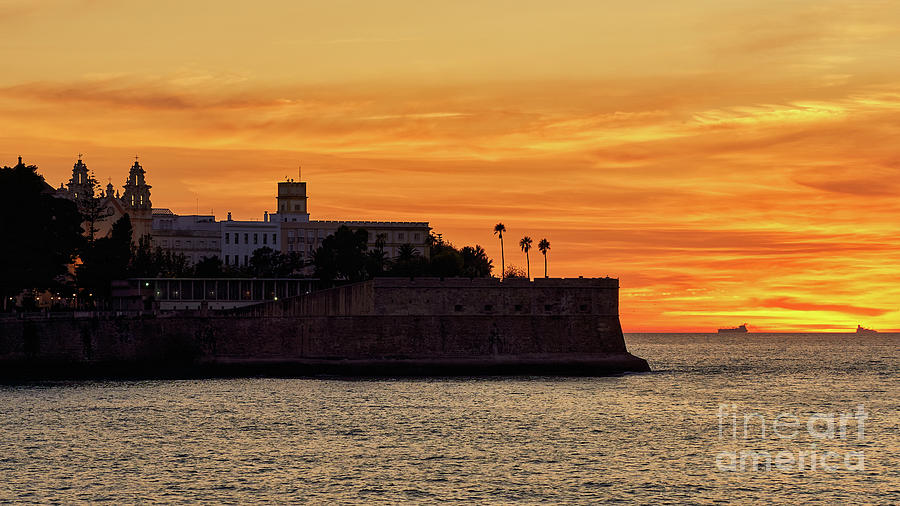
[286,244,316,253]
[286,229,326,239]
[224,232,277,246]
[159,239,220,249]
[157,231,423,249]
[223,254,251,266]
[367,231,422,242]
[286,236,318,244]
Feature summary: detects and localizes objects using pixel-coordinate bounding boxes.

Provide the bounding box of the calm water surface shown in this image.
[1,333,898,504]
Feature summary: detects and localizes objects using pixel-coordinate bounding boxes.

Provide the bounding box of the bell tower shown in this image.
[66,155,97,202]
[122,158,151,209]
[121,157,153,240]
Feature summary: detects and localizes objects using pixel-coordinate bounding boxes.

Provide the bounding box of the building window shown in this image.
[294,204,301,211]
[398,233,405,240]
[544,304,553,311]
[579,304,589,312]
[288,230,295,238]
[225,255,229,265]
[414,233,420,241]
[514,304,523,311]
[162,240,168,247]
[244,255,248,265]
[484,304,493,312]
[454,304,463,312]
[244,233,248,244]
[186,240,192,248]
[225,234,229,244]
[272,233,277,244]
[175,240,181,247]
[263,234,268,245]
[253,233,258,245]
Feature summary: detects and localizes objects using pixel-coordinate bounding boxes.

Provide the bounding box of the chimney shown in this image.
[227,212,232,221]
[264,211,269,222]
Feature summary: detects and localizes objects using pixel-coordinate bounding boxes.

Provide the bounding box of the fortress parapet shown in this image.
[227,277,620,317]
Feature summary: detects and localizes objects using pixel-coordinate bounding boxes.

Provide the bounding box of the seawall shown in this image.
[0,277,649,378]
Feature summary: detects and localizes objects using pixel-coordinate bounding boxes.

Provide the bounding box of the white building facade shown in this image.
[221,212,280,268]
[272,180,430,261]
[147,174,428,269]
[151,210,221,265]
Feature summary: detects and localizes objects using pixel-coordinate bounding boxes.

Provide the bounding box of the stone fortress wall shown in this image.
[0,278,649,378]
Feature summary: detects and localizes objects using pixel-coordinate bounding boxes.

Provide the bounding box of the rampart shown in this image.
[0,277,649,378]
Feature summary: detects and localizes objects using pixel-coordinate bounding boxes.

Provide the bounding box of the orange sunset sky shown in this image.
[3,0,900,331]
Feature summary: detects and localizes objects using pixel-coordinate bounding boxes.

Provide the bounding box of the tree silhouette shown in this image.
[519,236,533,280]
[365,232,389,277]
[460,245,493,277]
[538,238,550,278]
[396,243,418,263]
[195,255,225,277]
[503,265,526,279]
[77,214,133,301]
[0,158,83,309]
[493,223,506,279]
[312,225,369,285]
[79,181,113,243]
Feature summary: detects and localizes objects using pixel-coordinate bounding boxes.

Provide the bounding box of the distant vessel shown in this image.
[856,325,878,334]
[718,324,748,334]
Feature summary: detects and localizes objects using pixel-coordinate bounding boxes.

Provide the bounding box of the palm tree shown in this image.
[538,238,550,278]
[493,223,506,279]
[519,236,533,280]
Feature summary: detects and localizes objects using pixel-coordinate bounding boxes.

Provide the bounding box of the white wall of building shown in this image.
[222,219,280,267]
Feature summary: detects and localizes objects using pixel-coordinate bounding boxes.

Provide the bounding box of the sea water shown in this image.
[1,333,897,504]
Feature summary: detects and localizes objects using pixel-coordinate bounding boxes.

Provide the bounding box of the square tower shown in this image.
[276,180,309,222]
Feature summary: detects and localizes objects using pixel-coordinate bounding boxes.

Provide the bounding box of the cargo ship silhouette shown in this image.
[856,325,878,334]
[718,323,748,333]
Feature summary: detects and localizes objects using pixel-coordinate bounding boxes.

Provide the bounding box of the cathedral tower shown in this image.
[121,158,153,239]
[66,156,97,203]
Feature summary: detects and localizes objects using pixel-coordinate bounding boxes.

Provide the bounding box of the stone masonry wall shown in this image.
[0,278,631,370]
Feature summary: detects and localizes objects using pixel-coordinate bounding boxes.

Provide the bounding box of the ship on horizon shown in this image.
[718,323,749,333]
[856,325,878,335]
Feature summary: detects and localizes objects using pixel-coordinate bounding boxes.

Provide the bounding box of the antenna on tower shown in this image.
[298,164,302,181]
